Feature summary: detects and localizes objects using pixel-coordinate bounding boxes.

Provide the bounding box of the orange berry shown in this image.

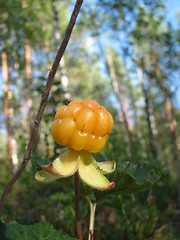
[106,111,113,133]
[62,103,82,120]
[52,100,113,152]
[69,130,91,151]
[84,134,108,152]
[76,108,96,133]
[52,118,76,146]
[54,105,67,120]
[69,99,82,105]
[81,100,101,111]
[94,109,110,136]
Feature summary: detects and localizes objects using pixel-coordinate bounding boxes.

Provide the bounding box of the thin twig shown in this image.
[0,0,83,215]
[75,172,83,240]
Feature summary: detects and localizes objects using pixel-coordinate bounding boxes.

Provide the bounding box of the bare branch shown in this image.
[0,0,83,215]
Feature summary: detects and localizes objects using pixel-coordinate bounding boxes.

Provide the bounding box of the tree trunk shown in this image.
[152,46,180,209]
[44,38,56,157]
[24,38,32,138]
[106,52,134,158]
[51,0,70,100]
[44,39,56,116]
[122,53,147,159]
[2,42,19,171]
[136,64,158,160]
[127,79,147,159]
[22,0,32,139]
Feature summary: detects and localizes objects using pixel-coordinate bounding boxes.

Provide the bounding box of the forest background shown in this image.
[0,0,180,239]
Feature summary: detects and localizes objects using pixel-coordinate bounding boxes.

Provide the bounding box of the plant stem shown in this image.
[0,0,83,215]
[86,196,97,240]
[75,172,83,240]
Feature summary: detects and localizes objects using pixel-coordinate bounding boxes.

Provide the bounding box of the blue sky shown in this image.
[166,0,180,27]
[166,0,180,107]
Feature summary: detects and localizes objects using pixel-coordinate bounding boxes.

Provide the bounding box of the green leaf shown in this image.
[95,162,160,201]
[0,221,77,240]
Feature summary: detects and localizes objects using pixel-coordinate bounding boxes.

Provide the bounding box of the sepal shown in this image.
[78,152,115,191]
[43,148,79,177]
[97,160,116,174]
[35,170,59,183]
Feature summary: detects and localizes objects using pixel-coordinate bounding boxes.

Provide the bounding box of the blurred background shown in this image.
[0,0,180,239]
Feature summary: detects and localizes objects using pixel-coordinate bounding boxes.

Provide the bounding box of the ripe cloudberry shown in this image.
[35,100,115,191]
[51,100,113,152]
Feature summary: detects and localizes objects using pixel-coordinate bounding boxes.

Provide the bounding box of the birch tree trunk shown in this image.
[136,64,158,160]
[152,46,180,209]
[51,0,70,100]
[122,53,147,159]
[24,38,32,138]
[44,39,57,117]
[127,79,147,159]
[106,51,134,158]
[22,0,32,140]
[2,41,19,171]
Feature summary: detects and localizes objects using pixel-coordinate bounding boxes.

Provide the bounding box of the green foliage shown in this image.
[95,162,159,201]
[0,221,77,240]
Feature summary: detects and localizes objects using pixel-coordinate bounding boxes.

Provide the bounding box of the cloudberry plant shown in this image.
[35,100,115,190]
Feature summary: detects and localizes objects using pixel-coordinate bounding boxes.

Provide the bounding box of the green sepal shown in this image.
[40,148,79,178]
[97,160,116,174]
[78,152,115,191]
[35,170,59,183]
[34,148,115,191]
